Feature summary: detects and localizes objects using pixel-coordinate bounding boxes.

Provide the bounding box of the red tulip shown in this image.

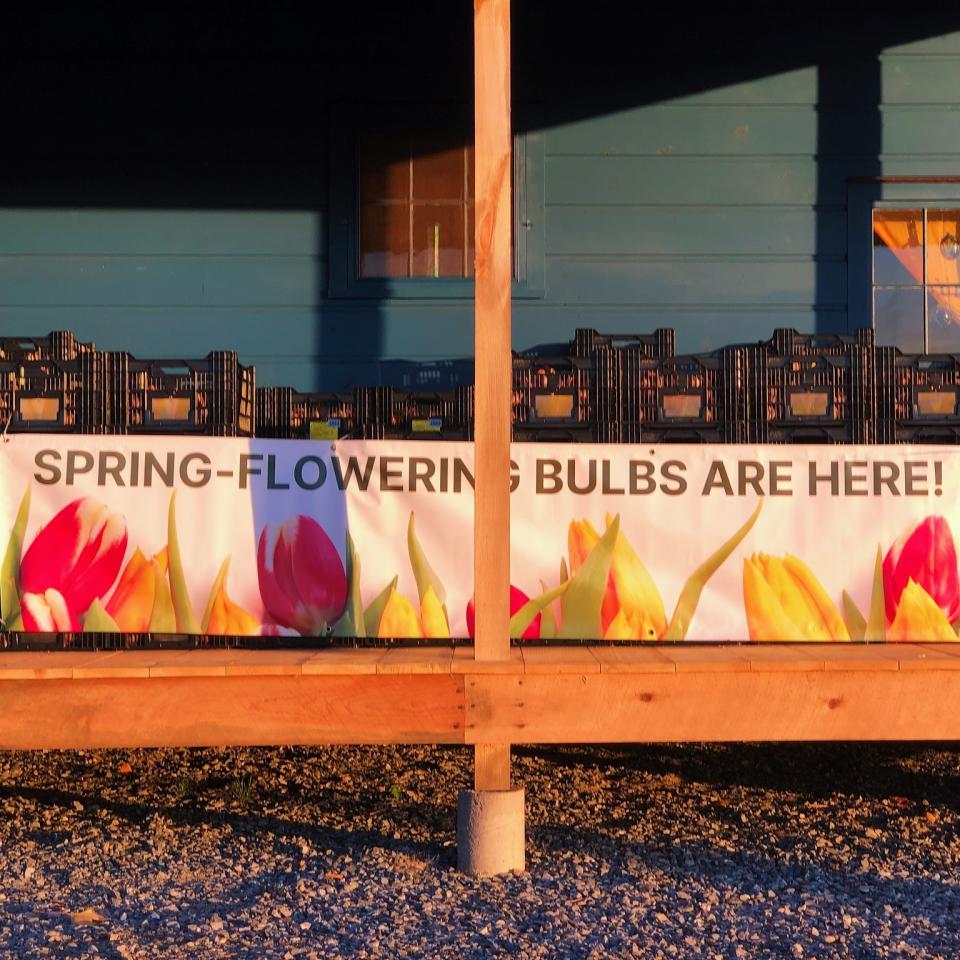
[20,589,80,632]
[256,516,347,634]
[466,585,541,640]
[883,516,960,623]
[20,498,127,617]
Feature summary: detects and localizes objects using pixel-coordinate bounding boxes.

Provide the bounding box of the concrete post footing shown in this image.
[456,786,525,876]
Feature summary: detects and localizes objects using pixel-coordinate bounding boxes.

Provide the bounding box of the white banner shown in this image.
[0,435,957,643]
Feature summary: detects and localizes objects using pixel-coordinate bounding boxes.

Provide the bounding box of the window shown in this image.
[873,208,960,352]
[329,105,543,299]
[849,180,960,352]
[358,138,476,279]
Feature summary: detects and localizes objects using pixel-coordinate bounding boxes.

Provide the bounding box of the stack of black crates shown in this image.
[755,328,877,444]
[876,347,960,444]
[0,331,255,437]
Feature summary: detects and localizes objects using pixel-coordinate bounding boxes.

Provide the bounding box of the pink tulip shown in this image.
[20,589,80,632]
[256,516,348,634]
[20,498,127,617]
[466,585,541,640]
[883,515,960,623]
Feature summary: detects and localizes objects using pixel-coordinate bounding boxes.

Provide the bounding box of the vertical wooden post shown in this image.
[473,0,512,789]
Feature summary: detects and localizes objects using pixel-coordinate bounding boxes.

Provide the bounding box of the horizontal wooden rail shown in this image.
[0,644,958,750]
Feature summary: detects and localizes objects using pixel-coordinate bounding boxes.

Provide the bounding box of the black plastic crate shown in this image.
[616,346,761,443]
[355,386,470,439]
[512,354,602,431]
[757,351,874,444]
[0,631,124,651]
[256,386,355,440]
[0,354,105,433]
[106,351,255,436]
[0,330,96,362]
[876,349,960,444]
[572,327,675,360]
[764,327,875,358]
[513,422,601,442]
[120,632,236,649]
[378,358,473,389]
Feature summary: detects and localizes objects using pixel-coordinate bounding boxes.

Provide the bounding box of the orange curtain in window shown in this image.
[873,211,960,324]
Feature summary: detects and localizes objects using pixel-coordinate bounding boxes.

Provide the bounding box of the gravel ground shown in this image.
[0,742,958,959]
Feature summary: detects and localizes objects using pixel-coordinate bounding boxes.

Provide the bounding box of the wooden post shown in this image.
[473,0,512,790]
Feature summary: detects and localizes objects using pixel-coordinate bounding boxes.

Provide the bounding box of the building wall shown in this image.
[1,10,958,391]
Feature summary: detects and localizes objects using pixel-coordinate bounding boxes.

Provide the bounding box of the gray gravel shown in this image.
[0,742,958,958]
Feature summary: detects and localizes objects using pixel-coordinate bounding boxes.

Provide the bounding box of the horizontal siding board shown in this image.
[0,256,325,307]
[0,210,325,257]
[549,157,960,206]
[545,206,846,257]
[881,56,960,104]
[549,157,829,205]
[884,32,960,55]
[545,257,845,307]
[548,106,960,158]
[661,68,817,107]
[547,108,820,157]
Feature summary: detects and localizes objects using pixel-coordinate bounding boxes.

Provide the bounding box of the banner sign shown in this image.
[1,436,957,643]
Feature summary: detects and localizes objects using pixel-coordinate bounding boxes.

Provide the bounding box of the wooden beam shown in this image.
[465,669,960,743]
[0,675,465,750]
[473,0,512,665]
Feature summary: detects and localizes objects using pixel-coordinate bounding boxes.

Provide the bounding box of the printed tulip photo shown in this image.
[3,465,960,644]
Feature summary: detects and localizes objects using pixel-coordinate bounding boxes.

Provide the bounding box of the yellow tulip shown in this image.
[888,578,958,642]
[743,553,849,642]
[105,547,168,632]
[377,585,449,639]
[568,516,665,640]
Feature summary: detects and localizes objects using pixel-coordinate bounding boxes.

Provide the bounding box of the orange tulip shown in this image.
[203,558,259,636]
[105,548,168,632]
[568,515,666,640]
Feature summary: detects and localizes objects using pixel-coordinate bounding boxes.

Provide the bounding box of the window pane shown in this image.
[411,204,465,277]
[359,203,409,277]
[875,286,924,351]
[873,209,923,286]
[926,210,960,287]
[412,144,466,203]
[927,286,960,351]
[359,137,409,203]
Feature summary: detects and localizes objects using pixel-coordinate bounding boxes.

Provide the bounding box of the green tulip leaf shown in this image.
[1,575,20,630]
[201,556,231,633]
[559,556,569,586]
[150,557,177,633]
[663,498,764,641]
[538,579,557,640]
[334,531,365,638]
[407,512,446,609]
[864,545,887,643]
[7,610,23,632]
[558,515,620,639]
[1,484,31,624]
[167,492,199,633]
[842,590,867,643]
[510,580,570,640]
[81,598,120,633]
[363,575,398,637]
